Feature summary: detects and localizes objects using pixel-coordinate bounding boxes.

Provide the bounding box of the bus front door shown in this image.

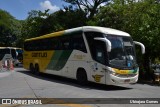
[89,41,107,84]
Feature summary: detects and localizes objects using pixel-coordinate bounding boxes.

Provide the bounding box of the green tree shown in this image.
[90,0,160,80]
[22,7,87,40]
[21,10,49,40]
[45,6,87,30]
[63,0,111,19]
[0,9,21,46]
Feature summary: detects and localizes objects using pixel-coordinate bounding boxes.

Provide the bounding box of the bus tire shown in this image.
[29,63,34,74]
[35,64,40,75]
[76,69,88,85]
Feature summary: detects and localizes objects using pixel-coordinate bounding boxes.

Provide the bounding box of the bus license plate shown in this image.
[124,79,130,83]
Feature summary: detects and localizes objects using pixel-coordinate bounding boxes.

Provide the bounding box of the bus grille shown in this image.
[116,74,137,78]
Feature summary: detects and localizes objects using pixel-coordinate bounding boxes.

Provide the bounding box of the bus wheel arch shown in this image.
[76,68,88,85]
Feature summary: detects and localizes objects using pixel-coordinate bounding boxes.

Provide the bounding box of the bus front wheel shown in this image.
[76,69,88,85]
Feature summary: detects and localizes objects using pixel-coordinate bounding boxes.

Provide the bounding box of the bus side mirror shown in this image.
[16,52,18,56]
[94,37,111,52]
[134,41,145,54]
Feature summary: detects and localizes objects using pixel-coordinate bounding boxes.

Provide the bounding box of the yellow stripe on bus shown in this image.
[25,31,65,41]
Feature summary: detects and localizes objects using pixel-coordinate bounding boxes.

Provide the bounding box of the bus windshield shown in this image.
[16,49,23,62]
[106,35,137,69]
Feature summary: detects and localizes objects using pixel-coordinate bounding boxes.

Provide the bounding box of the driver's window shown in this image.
[94,42,105,64]
[85,32,107,65]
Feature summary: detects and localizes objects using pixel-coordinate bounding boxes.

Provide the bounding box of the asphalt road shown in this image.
[0,67,160,107]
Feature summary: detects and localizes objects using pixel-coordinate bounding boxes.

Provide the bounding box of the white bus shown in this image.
[13,47,23,66]
[0,47,13,71]
[23,26,145,85]
[0,47,23,67]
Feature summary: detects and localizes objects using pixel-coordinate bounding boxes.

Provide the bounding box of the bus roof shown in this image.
[0,47,11,49]
[82,26,130,36]
[0,47,22,49]
[25,26,130,41]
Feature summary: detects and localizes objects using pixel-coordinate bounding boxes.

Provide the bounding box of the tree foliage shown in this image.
[22,10,49,38]
[0,9,21,46]
[46,6,87,30]
[63,0,111,19]
[22,7,87,41]
[89,0,160,80]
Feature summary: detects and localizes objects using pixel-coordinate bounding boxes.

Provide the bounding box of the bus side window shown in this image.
[24,42,32,51]
[72,34,87,53]
[51,38,60,50]
[61,36,72,50]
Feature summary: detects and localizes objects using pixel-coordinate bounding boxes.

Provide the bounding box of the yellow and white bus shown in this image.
[23,26,145,85]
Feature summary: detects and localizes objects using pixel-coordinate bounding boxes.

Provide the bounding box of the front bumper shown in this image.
[107,73,138,85]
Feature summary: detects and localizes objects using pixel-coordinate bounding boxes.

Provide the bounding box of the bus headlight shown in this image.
[109,70,116,75]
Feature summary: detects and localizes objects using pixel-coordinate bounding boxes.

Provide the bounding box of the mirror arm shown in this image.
[134,41,145,54]
[94,37,111,52]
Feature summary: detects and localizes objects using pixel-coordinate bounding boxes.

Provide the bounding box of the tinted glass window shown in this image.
[11,49,17,59]
[24,32,86,52]
[72,34,87,53]
[85,32,107,65]
[61,36,72,50]
[0,49,10,60]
